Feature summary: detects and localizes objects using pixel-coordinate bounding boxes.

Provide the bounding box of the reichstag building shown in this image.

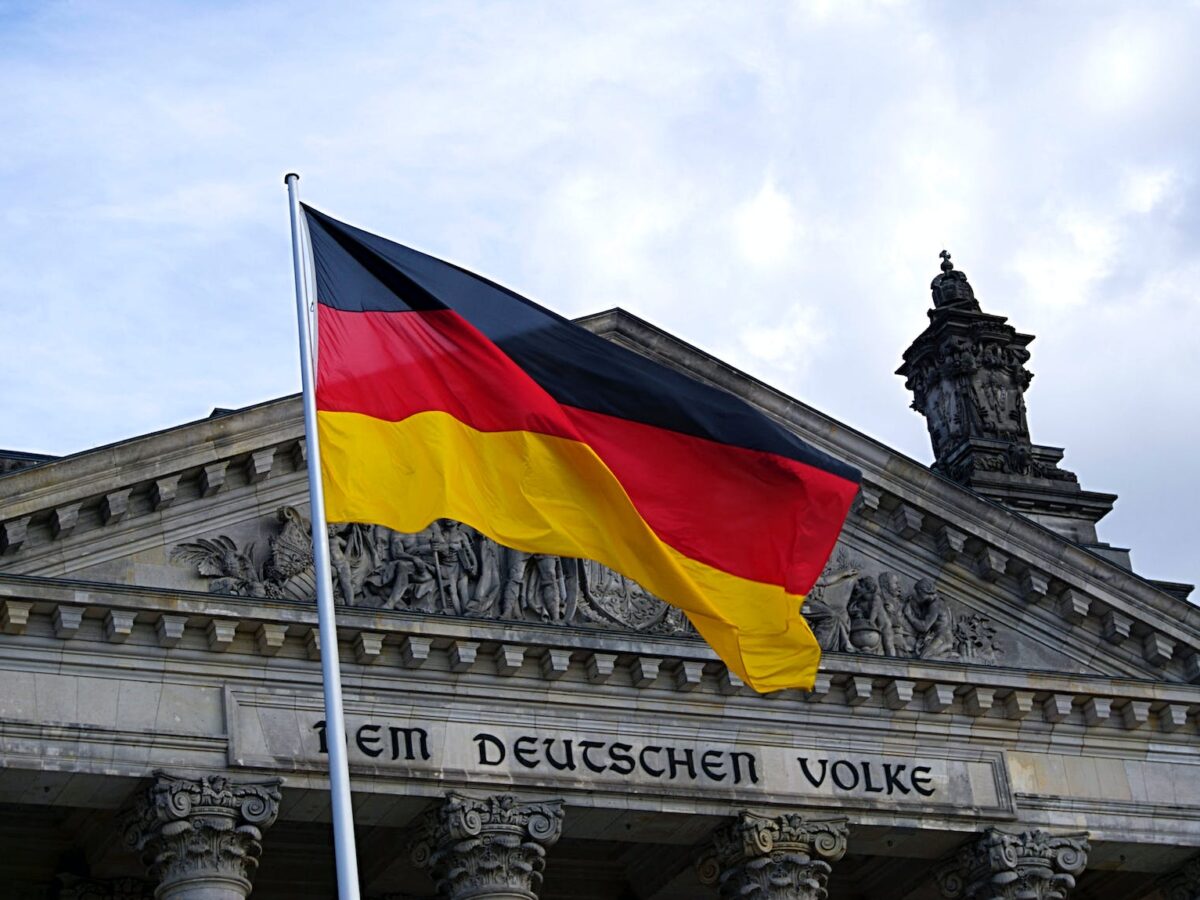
[1,256,1197,899]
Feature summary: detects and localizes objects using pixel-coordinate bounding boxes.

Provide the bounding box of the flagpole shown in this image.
[285,173,362,900]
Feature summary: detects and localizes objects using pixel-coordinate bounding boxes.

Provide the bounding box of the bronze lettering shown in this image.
[700,749,727,782]
[356,724,383,758]
[861,760,884,793]
[798,757,828,788]
[609,742,635,775]
[544,738,576,771]
[831,760,860,790]
[730,751,759,785]
[513,735,540,769]
[912,765,935,796]
[883,763,911,795]
[639,745,665,777]
[388,726,430,761]
[473,732,506,766]
[666,747,696,780]
[579,740,607,774]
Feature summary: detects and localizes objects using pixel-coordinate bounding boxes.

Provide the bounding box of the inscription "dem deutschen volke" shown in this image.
[313,719,939,798]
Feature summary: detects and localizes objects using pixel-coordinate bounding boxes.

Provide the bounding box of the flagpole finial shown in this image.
[284,172,300,185]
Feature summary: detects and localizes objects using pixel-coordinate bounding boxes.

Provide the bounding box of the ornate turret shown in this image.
[898,252,1123,560]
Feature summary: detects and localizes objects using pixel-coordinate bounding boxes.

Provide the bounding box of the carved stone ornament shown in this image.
[410,793,564,900]
[801,548,1003,662]
[1159,854,1200,900]
[172,508,693,636]
[934,828,1090,900]
[696,812,848,900]
[898,252,1079,488]
[172,511,1009,663]
[122,771,282,900]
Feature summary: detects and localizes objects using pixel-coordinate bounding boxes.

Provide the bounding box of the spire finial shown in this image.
[939,249,953,273]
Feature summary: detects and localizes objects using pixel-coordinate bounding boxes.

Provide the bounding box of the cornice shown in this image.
[1,574,1197,745]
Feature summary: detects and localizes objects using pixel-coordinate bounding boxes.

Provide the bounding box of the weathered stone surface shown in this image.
[696,812,848,900]
[411,793,564,900]
[124,771,282,900]
[897,253,1120,549]
[934,828,1089,900]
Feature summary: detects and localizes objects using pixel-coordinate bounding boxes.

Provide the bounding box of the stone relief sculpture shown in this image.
[172,507,1003,661]
[802,549,1002,663]
[171,507,694,637]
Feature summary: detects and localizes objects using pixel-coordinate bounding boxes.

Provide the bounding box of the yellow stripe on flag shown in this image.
[316,409,821,691]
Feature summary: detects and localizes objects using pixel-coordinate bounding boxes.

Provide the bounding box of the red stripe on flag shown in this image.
[316,305,856,590]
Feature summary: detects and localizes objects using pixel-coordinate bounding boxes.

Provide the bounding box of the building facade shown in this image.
[0,258,1197,899]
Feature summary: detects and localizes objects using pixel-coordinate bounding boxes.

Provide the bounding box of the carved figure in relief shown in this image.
[878,571,914,655]
[362,526,431,610]
[905,578,955,659]
[467,533,503,618]
[327,523,358,605]
[169,536,265,598]
[170,510,1005,660]
[800,555,858,653]
[503,550,575,623]
[404,520,478,615]
[845,576,896,656]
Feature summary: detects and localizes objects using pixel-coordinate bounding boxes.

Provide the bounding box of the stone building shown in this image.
[1,255,1197,899]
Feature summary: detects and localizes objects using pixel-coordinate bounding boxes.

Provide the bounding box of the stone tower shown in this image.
[897,252,1126,564]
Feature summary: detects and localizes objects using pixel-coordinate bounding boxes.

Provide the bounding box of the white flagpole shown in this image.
[285,173,362,900]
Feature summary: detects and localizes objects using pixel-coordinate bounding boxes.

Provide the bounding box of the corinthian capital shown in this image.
[935,828,1090,900]
[123,770,282,900]
[696,812,848,900]
[411,793,564,900]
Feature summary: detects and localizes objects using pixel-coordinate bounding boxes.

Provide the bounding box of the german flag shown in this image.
[304,206,860,692]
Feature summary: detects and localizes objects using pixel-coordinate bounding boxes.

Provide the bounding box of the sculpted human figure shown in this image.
[405,520,478,615]
[438,520,479,614]
[326,523,356,605]
[362,526,430,610]
[503,550,565,622]
[845,576,894,655]
[905,578,955,659]
[877,571,912,655]
[468,533,502,618]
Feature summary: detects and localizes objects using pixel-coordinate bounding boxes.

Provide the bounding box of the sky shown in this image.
[1,1,1198,588]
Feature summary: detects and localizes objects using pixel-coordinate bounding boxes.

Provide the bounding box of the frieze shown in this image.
[171,506,693,637]
[172,508,1007,662]
[802,549,1004,662]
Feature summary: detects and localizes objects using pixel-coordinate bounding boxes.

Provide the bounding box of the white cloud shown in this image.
[1,0,1198,584]
[1121,167,1177,215]
[733,179,802,268]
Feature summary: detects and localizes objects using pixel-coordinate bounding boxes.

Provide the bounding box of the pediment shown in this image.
[1,311,1196,686]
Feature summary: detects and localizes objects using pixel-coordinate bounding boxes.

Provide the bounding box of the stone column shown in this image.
[1159,854,1200,900]
[123,770,282,900]
[934,828,1090,900]
[695,812,849,900]
[410,793,564,900]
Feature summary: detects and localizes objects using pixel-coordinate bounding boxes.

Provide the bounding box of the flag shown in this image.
[303,205,861,692]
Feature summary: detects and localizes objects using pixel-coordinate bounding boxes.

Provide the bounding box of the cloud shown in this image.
[733,178,802,268]
[1,0,1198,585]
